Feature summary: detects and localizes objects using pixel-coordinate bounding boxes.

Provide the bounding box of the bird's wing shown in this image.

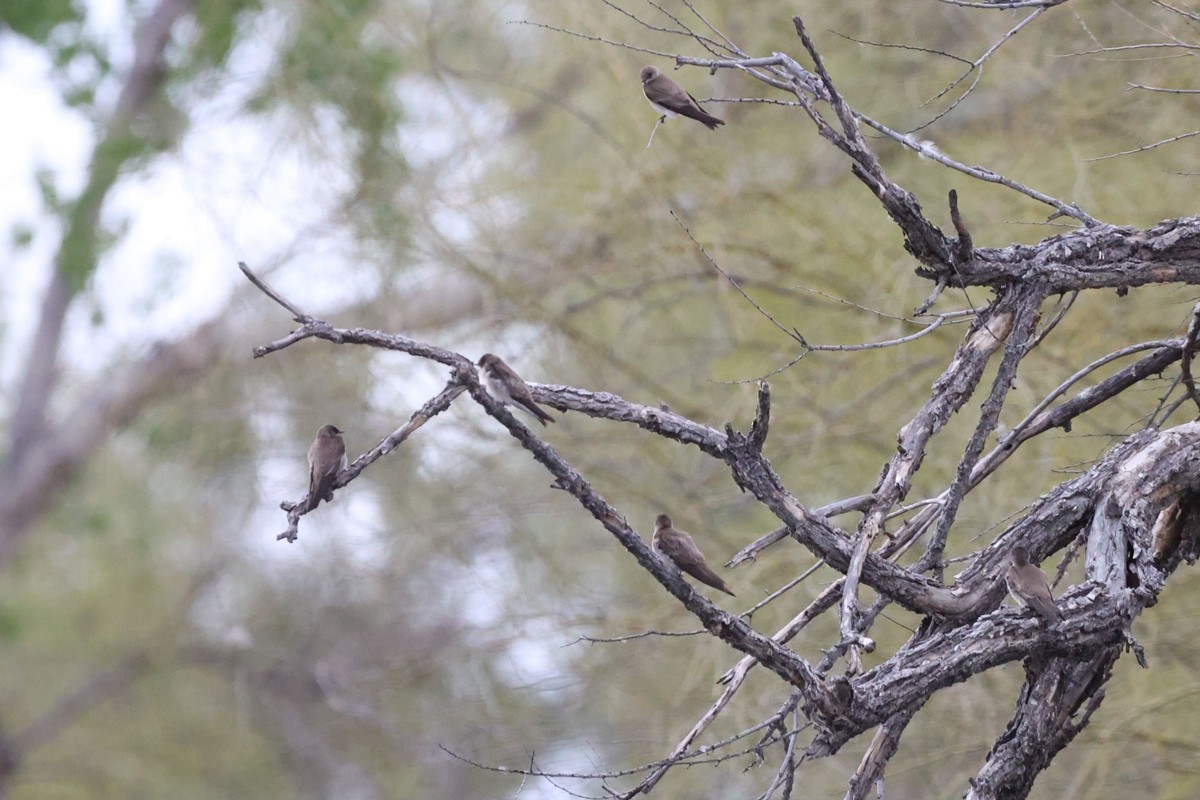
[645,77,691,112]
[1022,568,1054,602]
[510,389,554,425]
[1008,566,1060,621]
[665,91,723,128]
[492,358,524,384]
[519,398,555,425]
[305,438,344,508]
[1027,574,1059,620]
[659,530,733,595]
[655,528,698,564]
[306,444,321,499]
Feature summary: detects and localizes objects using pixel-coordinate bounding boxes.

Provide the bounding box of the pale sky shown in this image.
[0,0,379,389]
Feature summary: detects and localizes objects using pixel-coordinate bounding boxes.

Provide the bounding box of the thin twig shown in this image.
[238,262,309,321]
[1180,301,1200,414]
[563,629,703,646]
[646,116,664,148]
[1084,129,1200,162]
[672,211,805,345]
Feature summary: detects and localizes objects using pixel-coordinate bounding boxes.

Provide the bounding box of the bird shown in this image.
[640,65,725,130]
[1006,546,1061,624]
[477,353,555,426]
[306,424,347,512]
[652,514,735,596]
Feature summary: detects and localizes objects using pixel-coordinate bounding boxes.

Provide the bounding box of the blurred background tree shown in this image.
[2,0,1200,797]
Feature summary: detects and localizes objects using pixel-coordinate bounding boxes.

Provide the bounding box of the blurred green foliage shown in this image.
[1,0,80,42]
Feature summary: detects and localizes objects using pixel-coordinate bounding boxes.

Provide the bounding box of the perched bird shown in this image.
[640,65,725,130]
[652,514,735,596]
[1006,546,1061,624]
[306,424,347,512]
[477,353,555,426]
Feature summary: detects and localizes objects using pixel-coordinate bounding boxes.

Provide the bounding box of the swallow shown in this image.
[640,65,725,130]
[652,514,735,596]
[1006,545,1061,624]
[306,424,346,512]
[477,353,555,426]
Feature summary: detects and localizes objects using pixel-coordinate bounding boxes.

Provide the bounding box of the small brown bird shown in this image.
[306,424,347,512]
[640,65,725,130]
[1006,546,1061,623]
[652,514,735,596]
[477,353,555,426]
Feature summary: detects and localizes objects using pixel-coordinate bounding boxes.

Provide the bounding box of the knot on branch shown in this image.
[949,189,974,265]
[829,675,855,711]
[722,428,758,495]
[821,635,876,673]
[310,319,343,343]
[803,675,860,734]
[747,381,771,453]
[1122,630,1148,668]
[703,612,736,638]
[722,383,773,489]
[452,361,477,386]
[803,675,858,734]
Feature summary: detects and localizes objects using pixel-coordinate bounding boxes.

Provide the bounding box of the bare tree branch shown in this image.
[16,652,151,752]
[5,0,197,476]
[0,318,230,566]
[227,6,1200,797]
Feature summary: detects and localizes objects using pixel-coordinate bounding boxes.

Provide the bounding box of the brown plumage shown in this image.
[640,66,725,130]
[306,424,346,512]
[652,514,735,596]
[1006,546,1061,623]
[478,353,555,426]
